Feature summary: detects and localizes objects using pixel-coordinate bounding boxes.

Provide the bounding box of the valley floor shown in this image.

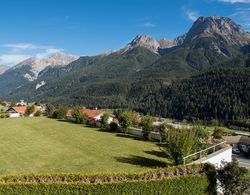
[0,117,166,174]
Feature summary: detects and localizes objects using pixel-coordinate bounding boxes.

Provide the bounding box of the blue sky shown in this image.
[0,0,250,66]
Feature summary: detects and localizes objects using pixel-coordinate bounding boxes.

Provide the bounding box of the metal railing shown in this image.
[183,141,227,165]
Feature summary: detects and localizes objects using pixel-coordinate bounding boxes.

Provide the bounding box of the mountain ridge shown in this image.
[0,16,249,109]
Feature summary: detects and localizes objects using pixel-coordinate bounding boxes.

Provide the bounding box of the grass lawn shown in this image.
[202,126,250,135]
[0,117,167,175]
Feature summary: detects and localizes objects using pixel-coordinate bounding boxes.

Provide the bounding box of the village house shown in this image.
[16,100,27,106]
[66,108,113,124]
[6,106,41,118]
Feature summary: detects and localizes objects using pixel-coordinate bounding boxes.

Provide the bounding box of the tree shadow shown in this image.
[144,150,168,158]
[116,133,144,141]
[115,155,168,168]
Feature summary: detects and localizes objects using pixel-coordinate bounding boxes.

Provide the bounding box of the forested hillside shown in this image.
[132,68,250,129]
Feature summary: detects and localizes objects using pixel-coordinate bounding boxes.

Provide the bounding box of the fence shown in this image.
[183,141,227,165]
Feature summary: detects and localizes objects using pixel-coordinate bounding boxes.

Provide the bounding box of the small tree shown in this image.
[217,158,248,195]
[141,116,153,140]
[72,106,88,124]
[119,112,133,133]
[55,106,67,119]
[160,126,209,165]
[130,111,141,127]
[158,123,167,142]
[25,105,35,117]
[46,103,55,117]
[100,113,109,129]
[212,127,224,139]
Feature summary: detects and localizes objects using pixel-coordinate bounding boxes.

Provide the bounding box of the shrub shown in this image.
[46,103,55,117]
[100,113,109,129]
[119,112,133,132]
[34,111,42,117]
[141,116,154,140]
[87,119,97,127]
[72,106,88,124]
[54,106,67,119]
[109,122,118,132]
[0,114,5,118]
[212,127,224,139]
[25,106,35,117]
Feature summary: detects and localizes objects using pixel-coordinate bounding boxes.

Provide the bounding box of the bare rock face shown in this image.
[184,16,250,45]
[0,65,8,75]
[158,39,175,49]
[127,34,161,53]
[12,52,79,81]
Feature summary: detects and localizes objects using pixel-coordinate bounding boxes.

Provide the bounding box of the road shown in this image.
[233,154,250,169]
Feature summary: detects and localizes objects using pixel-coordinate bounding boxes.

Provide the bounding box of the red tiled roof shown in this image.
[66,108,104,119]
[12,106,27,114]
[84,109,104,119]
[10,106,41,114]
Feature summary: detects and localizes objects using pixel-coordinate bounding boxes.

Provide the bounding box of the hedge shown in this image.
[0,175,210,195]
[0,164,217,194]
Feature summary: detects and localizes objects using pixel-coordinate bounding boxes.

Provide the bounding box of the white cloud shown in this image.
[230,7,250,31]
[143,22,156,28]
[0,54,31,66]
[0,43,63,66]
[219,0,250,3]
[186,10,199,22]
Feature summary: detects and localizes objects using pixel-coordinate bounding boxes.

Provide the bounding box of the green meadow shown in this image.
[0,117,166,175]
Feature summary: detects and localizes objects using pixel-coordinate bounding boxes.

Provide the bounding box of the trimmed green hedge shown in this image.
[0,175,209,195]
[0,164,205,183]
[0,164,217,194]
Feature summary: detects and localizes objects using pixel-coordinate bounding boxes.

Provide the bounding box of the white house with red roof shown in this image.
[67,108,113,124]
[6,106,41,117]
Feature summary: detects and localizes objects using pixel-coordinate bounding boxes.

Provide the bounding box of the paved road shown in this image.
[233,154,250,169]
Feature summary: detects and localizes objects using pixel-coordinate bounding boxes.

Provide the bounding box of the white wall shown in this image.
[9,113,20,118]
[193,146,232,168]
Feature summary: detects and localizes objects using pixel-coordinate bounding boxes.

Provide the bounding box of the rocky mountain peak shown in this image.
[11,52,79,81]
[127,34,160,53]
[184,16,250,45]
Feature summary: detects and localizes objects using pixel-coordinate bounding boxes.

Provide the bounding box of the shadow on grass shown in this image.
[97,128,117,134]
[144,150,168,158]
[115,155,168,168]
[116,133,144,141]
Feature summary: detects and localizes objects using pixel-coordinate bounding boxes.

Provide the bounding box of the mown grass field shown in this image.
[0,117,166,175]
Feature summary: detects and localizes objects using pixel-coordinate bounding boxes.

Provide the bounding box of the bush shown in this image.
[141,116,154,140]
[54,106,67,119]
[87,119,97,127]
[25,106,35,117]
[109,122,118,132]
[0,114,5,118]
[72,107,88,124]
[212,127,224,139]
[34,111,42,117]
[46,103,55,117]
[100,113,109,129]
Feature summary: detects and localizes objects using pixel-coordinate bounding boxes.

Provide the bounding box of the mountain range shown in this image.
[0,16,249,123]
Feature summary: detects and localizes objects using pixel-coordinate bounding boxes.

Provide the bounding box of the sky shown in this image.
[0,0,250,66]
